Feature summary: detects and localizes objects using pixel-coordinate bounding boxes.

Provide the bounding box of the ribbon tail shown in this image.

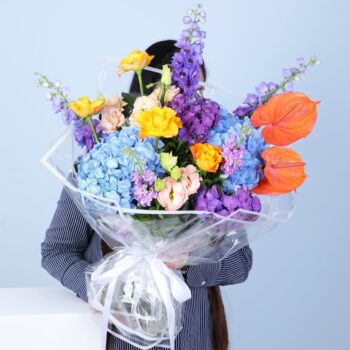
[149,259,186,350]
[90,254,142,350]
[100,278,117,350]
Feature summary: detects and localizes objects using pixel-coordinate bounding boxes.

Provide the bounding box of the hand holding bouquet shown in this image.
[37,3,319,349]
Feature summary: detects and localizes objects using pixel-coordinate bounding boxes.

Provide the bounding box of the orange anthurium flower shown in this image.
[251,92,319,146]
[251,147,307,195]
[250,177,287,195]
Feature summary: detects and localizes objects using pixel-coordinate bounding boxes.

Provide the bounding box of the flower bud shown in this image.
[154,178,166,192]
[160,152,178,172]
[170,166,181,180]
[161,65,172,87]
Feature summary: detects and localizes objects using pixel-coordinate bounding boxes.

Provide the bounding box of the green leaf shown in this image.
[121,92,137,118]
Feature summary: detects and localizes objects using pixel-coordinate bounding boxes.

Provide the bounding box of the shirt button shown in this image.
[201,281,206,285]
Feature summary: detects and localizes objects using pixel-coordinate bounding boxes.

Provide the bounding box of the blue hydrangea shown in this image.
[77,126,164,208]
[208,106,266,192]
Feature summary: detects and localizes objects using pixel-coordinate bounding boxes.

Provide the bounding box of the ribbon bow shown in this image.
[90,251,191,350]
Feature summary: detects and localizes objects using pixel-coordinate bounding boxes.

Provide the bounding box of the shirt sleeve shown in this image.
[41,187,92,302]
[184,245,253,288]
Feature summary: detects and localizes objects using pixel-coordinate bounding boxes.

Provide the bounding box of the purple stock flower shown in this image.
[233,81,278,119]
[132,170,158,208]
[51,97,78,125]
[62,109,77,124]
[195,185,261,219]
[268,82,278,91]
[73,119,102,152]
[284,82,294,91]
[221,135,246,176]
[280,56,320,91]
[232,105,254,118]
[244,93,259,107]
[168,94,220,144]
[255,82,273,96]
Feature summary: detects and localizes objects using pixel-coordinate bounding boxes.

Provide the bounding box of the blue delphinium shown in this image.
[170,4,206,99]
[77,126,164,208]
[208,106,266,192]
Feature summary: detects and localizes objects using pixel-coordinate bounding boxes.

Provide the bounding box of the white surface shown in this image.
[0,287,101,350]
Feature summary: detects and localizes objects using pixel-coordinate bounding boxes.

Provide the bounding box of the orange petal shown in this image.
[251,177,290,195]
[251,92,319,146]
[262,147,307,192]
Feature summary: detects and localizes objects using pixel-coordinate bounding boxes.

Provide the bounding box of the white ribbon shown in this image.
[90,251,191,350]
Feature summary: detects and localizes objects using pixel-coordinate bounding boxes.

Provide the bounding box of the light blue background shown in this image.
[1,0,349,349]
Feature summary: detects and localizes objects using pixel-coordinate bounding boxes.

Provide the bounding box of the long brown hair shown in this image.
[208,286,229,349]
[100,240,228,350]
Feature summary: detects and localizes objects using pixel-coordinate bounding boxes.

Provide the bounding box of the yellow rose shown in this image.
[118,50,154,76]
[190,143,222,173]
[69,96,105,118]
[129,95,161,126]
[136,106,182,139]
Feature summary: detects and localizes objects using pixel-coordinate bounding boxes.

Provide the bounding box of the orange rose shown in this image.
[190,143,222,173]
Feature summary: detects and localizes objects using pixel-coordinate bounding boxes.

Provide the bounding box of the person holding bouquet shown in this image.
[41,39,253,350]
[39,4,318,349]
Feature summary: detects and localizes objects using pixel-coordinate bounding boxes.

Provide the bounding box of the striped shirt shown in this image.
[41,188,253,350]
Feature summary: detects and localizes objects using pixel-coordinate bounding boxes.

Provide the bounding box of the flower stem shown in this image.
[87,116,99,144]
[146,82,158,89]
[35,73,70,104]
[262,60,316,105]
[155,137,159,152]
[136,70,144,96]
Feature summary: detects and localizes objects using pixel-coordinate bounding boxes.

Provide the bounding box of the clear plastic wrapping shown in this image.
[41,127,295,349]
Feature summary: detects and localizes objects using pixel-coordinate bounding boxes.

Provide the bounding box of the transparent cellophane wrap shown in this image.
[41,61,295,349]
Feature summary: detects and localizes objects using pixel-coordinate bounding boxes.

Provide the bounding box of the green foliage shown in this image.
[199,170,225,189]
[121,92,137,118]
[161,139,193,168]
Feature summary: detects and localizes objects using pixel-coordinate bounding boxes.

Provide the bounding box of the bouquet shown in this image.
[37,4,319,349]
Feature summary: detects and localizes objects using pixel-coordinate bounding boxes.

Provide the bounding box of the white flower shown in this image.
[150,85,180,103]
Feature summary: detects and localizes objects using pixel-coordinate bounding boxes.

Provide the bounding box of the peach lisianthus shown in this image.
[129,95,161,126]
[100,96,127,133]
[181,165,201,195]
[157,177,188,211]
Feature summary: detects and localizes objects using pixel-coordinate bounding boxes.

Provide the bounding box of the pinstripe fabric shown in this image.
[41,188,253,350]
